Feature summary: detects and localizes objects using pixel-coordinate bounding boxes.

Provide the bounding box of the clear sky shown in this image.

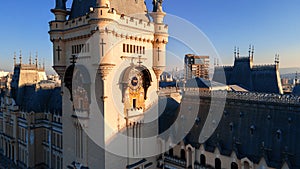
[0,0,299,73]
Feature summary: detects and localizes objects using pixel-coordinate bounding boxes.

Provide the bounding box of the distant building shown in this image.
[0,57,62,169]
[0,71,9,90]
[185,54,209,80]
[0,71,9,78]
[213,47,283,94]
[160,72,174,82]
[292,72,300,95]
[281,78,289,86]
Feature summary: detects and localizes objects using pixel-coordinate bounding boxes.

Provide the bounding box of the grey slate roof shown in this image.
[55,0,67,10]
[159,92,300,169]
[69,0,96,19]
[16,86,62,114]
[186,78,226,89]
[213,57,282,94]
[68,0,149,21]
[158,97,180,135]
[292,85,300,96]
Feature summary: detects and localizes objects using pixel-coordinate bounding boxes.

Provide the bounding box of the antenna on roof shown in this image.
[214,58,216,67]
[237,47,240,58]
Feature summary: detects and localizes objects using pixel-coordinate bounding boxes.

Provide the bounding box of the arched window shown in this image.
[231,162,238,169]
[244,161,250,169]
[180,149,185,160]
[250,125,255,135]
[230,122,234,132]
[276,129,282,140]
[168,148,173,157]
[200,154,206,166]
[187,148,193,168]
[215,158,221,169]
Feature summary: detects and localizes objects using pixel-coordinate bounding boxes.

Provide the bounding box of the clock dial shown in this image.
[131,76,139,86]
[129,73,142,91]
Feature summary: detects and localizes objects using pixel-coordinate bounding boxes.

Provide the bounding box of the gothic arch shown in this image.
[231,162,238,169]
[241,157,253,169]
[64,64,91,103]
[200,154,206,166]
[186,146,193,168]
[215,158,221,169]
[119,65,152,102]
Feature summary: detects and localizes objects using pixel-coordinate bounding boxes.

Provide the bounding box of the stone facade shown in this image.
[49,0,168,168]
[0,60,62,169]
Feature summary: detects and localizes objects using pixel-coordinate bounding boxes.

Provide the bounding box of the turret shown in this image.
[50,0,68,77]
[51,0,68,21]
[275,53,280,70]
[96,0,110,8]
[150,0,169,90]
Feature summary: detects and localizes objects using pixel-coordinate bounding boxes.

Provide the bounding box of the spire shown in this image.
[296,71,298,85]
[251,45,254,59]
[152,0,164,12]
[13,52,16,66]
[97,0,109,7]
[234,46,237,58]
[35,52,38,68]
[54,0,67,10]
[237,47,240,58]
[248,44,251,58]
[19,50,22,65]
[29,52,32,65]
[275,53,280,66]
[43,58,45,70]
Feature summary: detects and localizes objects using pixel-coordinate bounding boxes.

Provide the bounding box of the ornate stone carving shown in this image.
[98,63,115,80]
[52,65,66,78]
[153,0,164,12]
[152,66,164,79]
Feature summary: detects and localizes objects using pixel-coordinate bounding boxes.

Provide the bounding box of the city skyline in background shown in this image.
[0,0,299,74]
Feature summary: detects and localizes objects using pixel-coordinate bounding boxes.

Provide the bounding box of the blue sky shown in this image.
[0,0,299,73]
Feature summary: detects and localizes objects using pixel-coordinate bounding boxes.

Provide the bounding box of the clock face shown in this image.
[131,76,139,86]
[129,74,142,91]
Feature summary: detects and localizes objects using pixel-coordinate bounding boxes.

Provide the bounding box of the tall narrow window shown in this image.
[133,99,137,109]
[123,44,126,52]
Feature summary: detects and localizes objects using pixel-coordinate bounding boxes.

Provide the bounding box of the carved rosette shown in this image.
[98,63,115,80]
[152,66,165,79]
[53,65,66,78]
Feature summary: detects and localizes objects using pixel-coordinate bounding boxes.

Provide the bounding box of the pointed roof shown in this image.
[54,0,67,10]
[69,0,149,21]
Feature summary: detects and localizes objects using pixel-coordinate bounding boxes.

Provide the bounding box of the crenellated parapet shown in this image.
[185,90,300,105]
[252,64,277,71]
